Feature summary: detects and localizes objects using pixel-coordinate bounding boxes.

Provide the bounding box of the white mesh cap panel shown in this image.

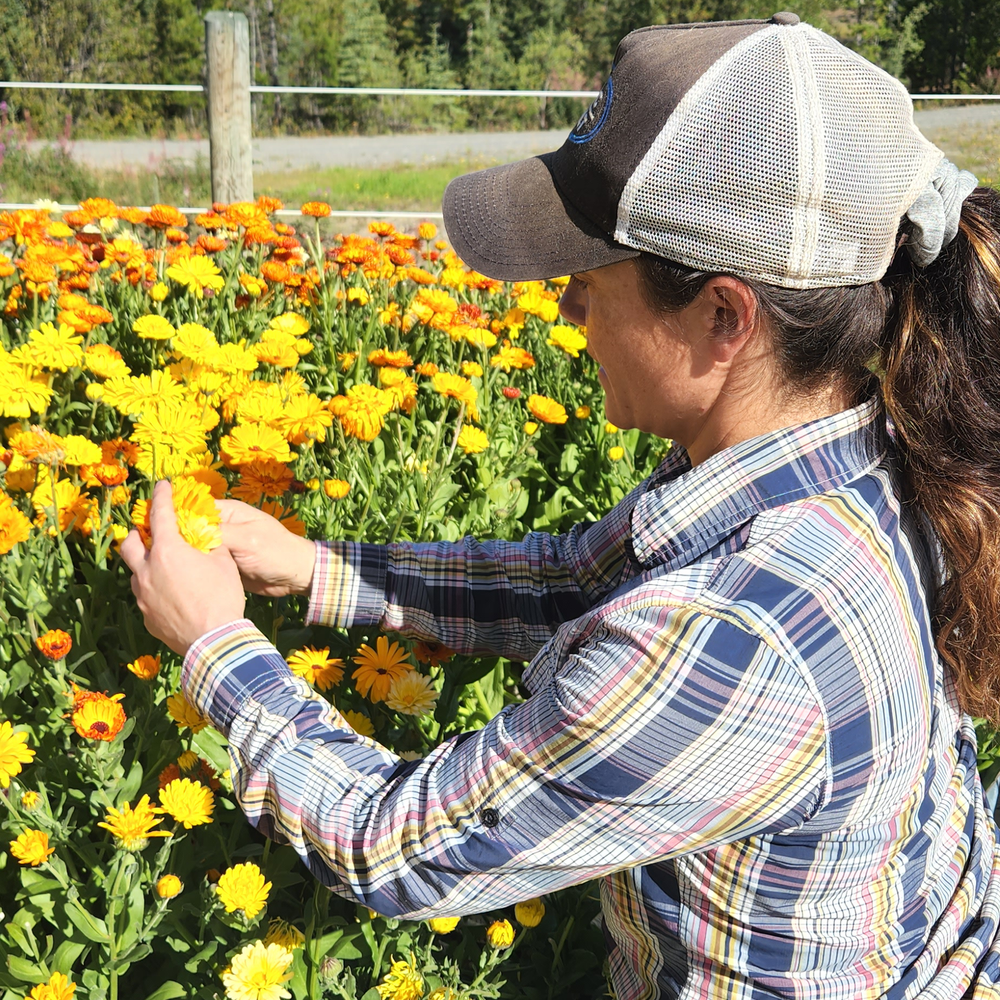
[615,23,945,288]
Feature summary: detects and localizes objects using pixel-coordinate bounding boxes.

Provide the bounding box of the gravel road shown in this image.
[26,104,999,172]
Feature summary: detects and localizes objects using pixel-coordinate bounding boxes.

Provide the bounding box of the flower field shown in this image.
[0,197,669,1000]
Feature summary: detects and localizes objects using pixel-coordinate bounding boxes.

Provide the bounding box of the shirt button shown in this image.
[480,808,500,828]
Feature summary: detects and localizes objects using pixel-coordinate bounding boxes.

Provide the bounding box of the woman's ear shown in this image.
[701,277,759,362]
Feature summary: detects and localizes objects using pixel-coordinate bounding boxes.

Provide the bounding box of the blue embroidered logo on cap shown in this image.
[569,77,613,144]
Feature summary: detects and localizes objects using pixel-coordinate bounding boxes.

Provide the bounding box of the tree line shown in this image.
[0,0,997,138]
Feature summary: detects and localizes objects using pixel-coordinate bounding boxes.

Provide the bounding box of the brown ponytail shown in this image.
[881,187,1000,722]
[634,186,1000,722]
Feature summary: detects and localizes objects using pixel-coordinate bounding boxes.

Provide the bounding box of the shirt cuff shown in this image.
[305,540,389,628]
[181,618,291,734]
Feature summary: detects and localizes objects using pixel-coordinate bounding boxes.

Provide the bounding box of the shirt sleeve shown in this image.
[305,476,649,662]
[182,598,829,921]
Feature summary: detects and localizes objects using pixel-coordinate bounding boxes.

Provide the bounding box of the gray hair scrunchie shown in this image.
[903,158,978,267]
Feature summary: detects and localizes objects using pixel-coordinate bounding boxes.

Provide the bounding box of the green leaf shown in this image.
[115,881,145,956]
[63,901,110,943]
[15,873,62,900]
[115,759,145,807]
[48,940,86,974]
[5,955,44,982]
[143,982,187,1000]
[193,726,231,776]
[3,920,35,958]
[360,990,382,1000]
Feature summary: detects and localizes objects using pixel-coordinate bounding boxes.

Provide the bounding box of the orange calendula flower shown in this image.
[126,654,161,680]
[286,647,344,691]
[10,829,54,866]
[418,222,437,240]
[328,384,393,442]
[70,688,126,741]
[352,636,413,703]
[413,641,455,667]
[83,343,130,380]
[146,204,188,229]
[367,348,412,368]
[231,459,294,504]
[527,393,568,425]
[0,720,35,788]
[159,777,214,828]
[300,201,331,217]
[36,629,72,661]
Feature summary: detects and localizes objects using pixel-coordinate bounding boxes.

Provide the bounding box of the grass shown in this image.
[0,122,996,214]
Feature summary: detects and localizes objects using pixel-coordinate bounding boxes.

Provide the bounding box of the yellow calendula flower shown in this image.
[428,916,459,934]
[132,315,176,341]
[605,421,618,434]
[490,343,535,372]
[456,425,489,455]
[221,940,293,1000]
[516,287,560,323]
[514,897,545,927]
[10,828,54,866]
[217,862,272,919]
[220,423,294,467]
[156,874,183,899]
[268,312,310,337]
[523,421,539,436]
[376,952,423,1000]
[431,372,479,421]
[166,691,211,734]
[461,360,483,378]
[149,281,169,302]
[27,970,77,1000]
[0,720,35,788]
[0,494,32,554]
[265,917,305,950]
[575,405,591,419]
[546,325,588,358]
[286,647,345,692]
[385,671,438,717]
[343,710,374,737]
[323,478,351,500]
[172,322,218,363]
[97,794,171,851]
[0,365,53,418]
[83,343,130,380]
[609,446,625,461]
[25,322,84,371]
[21,790,40,809]
[486,918,515,949]
[159,778,214,828]
[166,255,225,297]
[170,476,223,552]
[353,637,412,703]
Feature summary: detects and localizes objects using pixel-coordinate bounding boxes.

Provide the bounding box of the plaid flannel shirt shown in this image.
[183,396,1000,999]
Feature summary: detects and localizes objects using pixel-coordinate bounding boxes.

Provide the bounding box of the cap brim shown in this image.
[442,152,639,281]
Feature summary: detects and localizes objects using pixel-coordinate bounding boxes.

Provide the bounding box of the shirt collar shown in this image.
[631,395,890,572]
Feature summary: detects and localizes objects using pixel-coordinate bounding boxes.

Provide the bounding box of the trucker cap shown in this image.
[442,13,947,288]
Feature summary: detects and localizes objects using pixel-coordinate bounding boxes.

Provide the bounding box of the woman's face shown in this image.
[558,260,723,445]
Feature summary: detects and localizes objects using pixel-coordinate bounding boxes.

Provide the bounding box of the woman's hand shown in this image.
[217,499,317,598]
[120,481,247,655]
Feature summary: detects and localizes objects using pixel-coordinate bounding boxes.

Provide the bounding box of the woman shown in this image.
[123,14,1000,998]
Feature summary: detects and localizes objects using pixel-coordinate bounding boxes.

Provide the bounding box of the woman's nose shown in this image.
[558,279,587,326]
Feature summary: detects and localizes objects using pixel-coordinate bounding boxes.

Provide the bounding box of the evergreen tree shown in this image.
[337,0,402,130]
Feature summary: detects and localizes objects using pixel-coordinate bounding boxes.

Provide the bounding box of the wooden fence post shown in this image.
[204,11,253,204]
